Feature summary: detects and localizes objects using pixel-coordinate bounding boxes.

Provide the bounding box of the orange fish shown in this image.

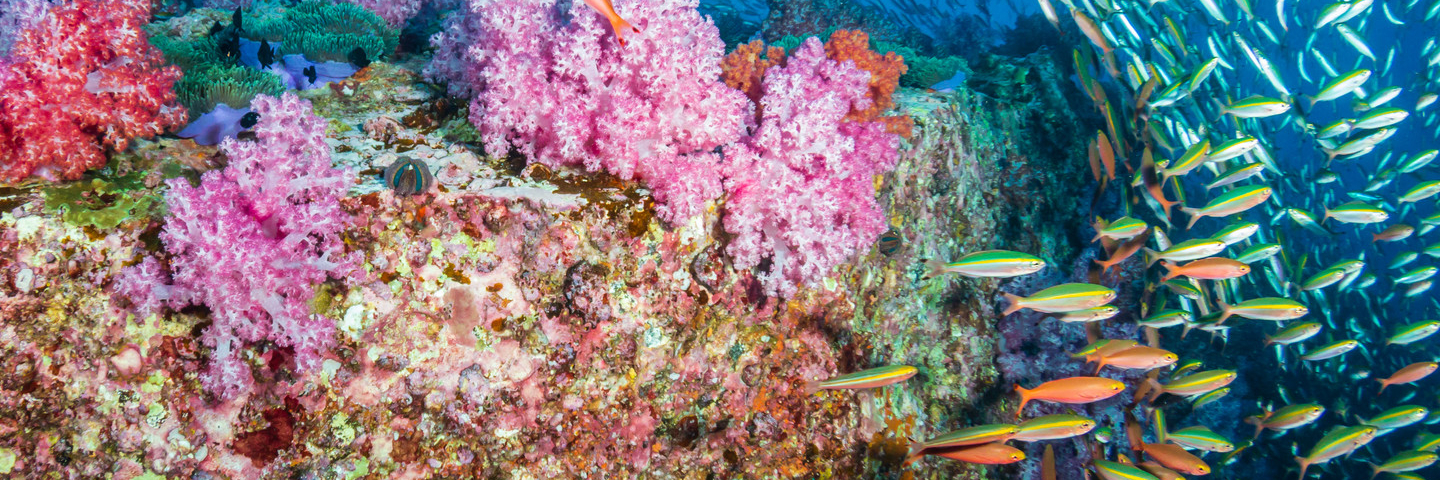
[1095,229,1153,275]
[1140,443,1211,475]
[1091,346,1179,374]
[1014,377,1126,418]
[1139,461,1186,480]
[1376,361,1438,395]
[930,442,1026,464]
[582,0,641,46]
[1088,138,1103,183]
[1072,9,1113,53]
[1098,131,1117,181]
[1141,148,1180,219]
[1042,445,1057,480]
[1160,258,1251,281]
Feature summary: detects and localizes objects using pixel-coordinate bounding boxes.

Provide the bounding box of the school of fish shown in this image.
[802,0,1440,476]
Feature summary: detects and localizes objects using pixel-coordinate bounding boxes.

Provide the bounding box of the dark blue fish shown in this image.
[303,65,317,86]
[240,111,260,129]
[258,40,274,70]
[383,157,434,196]
[348,47,370,70]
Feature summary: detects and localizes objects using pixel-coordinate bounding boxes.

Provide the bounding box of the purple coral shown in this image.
[340,0,423,27]
[720,38,900,296]
[0,0,54,56]
[440,0,751,223]
[116,93,356,399]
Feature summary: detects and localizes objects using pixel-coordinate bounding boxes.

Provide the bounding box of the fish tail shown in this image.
[1216,298,1234,326]
[1143,247,1159,267]
[1181,206,1202,229]
[1014,384,1031,419]
[1368,463,1380,480]
[1296,456,1310,480]
[1092,358,1105,375]
[1002,292,1024,316]
[608,13,640,46]
[1244,415,1265,440]
[923,259,947,280]
[1160,260,1179,281]
[1375,379,1387,397]
[803,380,821,396]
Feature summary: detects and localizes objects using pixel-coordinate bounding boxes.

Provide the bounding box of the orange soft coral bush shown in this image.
[720,39,786,106]
[823,30,911,138]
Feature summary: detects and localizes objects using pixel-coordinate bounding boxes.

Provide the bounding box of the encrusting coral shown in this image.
[0,0,187,183]
[116,93,357,400]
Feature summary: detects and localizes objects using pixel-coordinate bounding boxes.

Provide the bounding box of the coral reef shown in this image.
[721,38,899,297]
[116,93,357,400]
[341,0,425,28]
[245,1,400,63]
[450,0,751,223]
[0,0,53,56]
[824,29,912,137]
[0,0,187,183]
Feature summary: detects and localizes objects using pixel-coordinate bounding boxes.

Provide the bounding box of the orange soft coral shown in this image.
[721,39,786,106]
[823,30,912,138]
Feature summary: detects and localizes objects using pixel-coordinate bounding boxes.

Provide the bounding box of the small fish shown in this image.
[1245,404,1325,440]
[1209,222,1259,245]
[1072,339,1139,359]
[1156,369,1235,397]
[1094,460,1160,480]
[926,250,1047,279]
[1138,309,1192,328]
[1144,239,1228,266]
[303,65,318,86]
[1352,107,1408,130]
[1360,405,1429,430]
[383,157,436,196]
[1223,95,1291,118]
[1137,462,1184,480]
[1395,266,1438,284]
[1373,224,1415,243]
[258,39,274,70]
[1095,228,1153,274]
[1303,69,1371,108]
[240,111,260,129]
[1162,141,1210,181]
[1013,377,1126,418]
[1172,359,1203,377]
[1205,163,1266,190]
[1324,201,1388,224]
[1206,137,1260,163]
[1414,432,1440,451]
[1013,414,1097,441]
[876,229,902,256]
[1180,185,1273,229]
[1399,180,1440,203]
[911,424,1020,453]
[1370,451,1438,479]
[804,365,917,394]
[1091,346,1178,373]
[1093,425,1114,444]
[1376,362,1439,395]
[1265,322,1322,346]
[1296,426,1380,479]
[1160,258,1250,281]
[928,442,1026,464]
[1234,243,1282,264]
[1001,283,1116,315]
[348,47,371,69]
[1042,445,1056,480]
[1168,425,1235,452]
[582,0,642,46]
[1300,339,1359,361]
[1055,306,1121,323]
[1093,216,1149,242]
[1300,267,1347,291]
[1387,321,1440,345]
[1139,443,1211,475]
[1190,387,1229,409]
[1215,297,1308,323]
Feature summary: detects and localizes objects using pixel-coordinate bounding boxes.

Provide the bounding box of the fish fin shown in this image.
[803,380,821,395]
[1002,292,1024,316]
[1181,206,1202,229]
[1369,463,1381,480]
[1160,261,1179,281]
[923,259,947,280]
[1215,297,1233,325]
[1244,415,1265,441]
[1143,247,1159,267]
[1296,456,1310,480]
[1014,384,1031,419]
[609,13,640,46]
[1375,379,1387,397]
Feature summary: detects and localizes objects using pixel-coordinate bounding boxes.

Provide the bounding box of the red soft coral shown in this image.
[0,0,186,183]
[823,29,912,138]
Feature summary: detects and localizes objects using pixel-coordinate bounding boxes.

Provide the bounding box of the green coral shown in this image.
[42,173,161,230]
[175,64,286,115]
[150,35,222,72]
[246,1,399,63]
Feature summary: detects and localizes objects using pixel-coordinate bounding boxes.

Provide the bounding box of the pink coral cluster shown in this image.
[721,38,900,296]
[340,0,424,27]
[0,0,54,56]
[0,0,187,183]
[117,93,357,399]
[443,0,751,223]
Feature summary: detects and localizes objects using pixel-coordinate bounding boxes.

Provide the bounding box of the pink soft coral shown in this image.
[0,0,187,183]
[0,0,55,56]
[720,38,900,296]
[446,0,751,222]
[117,93,356,399]
[341,0,424,27]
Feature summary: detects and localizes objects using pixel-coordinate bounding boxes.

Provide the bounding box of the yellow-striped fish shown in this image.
[804,365,917,394]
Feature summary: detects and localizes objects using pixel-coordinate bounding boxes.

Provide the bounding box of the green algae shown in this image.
[41,173,161,229]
